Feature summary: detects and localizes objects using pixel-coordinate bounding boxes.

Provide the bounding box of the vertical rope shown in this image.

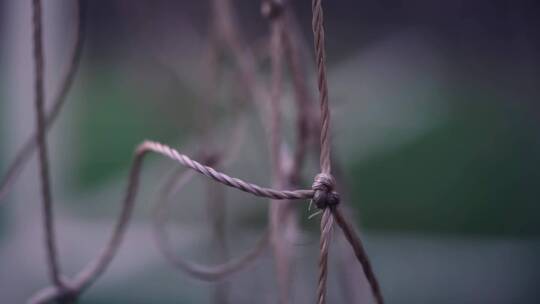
[311,1,335,303]
[32,0,64,289]
[265,2,292,302]
[317,208,333,304]
[23,1,386,303]
[311,2,384,304]
[312,0,331,175]
[283,14,312,185]
[333,208,384,304]
[0,0,85,203]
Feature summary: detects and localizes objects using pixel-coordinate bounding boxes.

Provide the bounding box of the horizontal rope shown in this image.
[139,141,315,201]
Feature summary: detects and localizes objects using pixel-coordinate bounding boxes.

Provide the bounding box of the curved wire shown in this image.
[0,0,86,203]
[27,140,314,303]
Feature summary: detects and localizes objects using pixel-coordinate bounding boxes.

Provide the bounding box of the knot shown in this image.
[261,0,285,20]
[312,173,340,209]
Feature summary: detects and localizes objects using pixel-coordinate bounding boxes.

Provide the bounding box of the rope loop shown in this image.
[312,173,340,209]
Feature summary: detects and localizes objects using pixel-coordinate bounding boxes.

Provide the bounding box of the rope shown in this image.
[25,1,386,303]
[312,0,332,175]
[32,0,64,290]
[310,1,384,304]
[0,0,85,203]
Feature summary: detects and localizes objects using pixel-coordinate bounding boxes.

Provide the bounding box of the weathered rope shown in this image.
[32,0,64,290]
[311,1,338,302]
[0,0,85,203]
[28,139,315,303]
[312,173,340,210]
[312,0,332,176]
[151,144,269,282]
[317,208,333,304]
[333,208,384,304]
[24,1,386,303]
[142,141,314,200]
[310,1,384,304]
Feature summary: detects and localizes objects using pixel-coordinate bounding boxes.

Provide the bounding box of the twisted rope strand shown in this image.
[149,3,261,280]
[332,208,384,304]
[0,0,85,203]
[317,208,334,304]
[331,158,365,303]
[28,139,315,303]
[28,148,146,304]
[152,162,269,282]
[32,0,64,289]
[24,2,385,303]
[312,0,331,175]
[142,141,314,200]
[311,1,335,302]
[311,1,384,303]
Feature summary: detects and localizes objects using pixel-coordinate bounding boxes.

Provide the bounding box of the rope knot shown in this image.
[312,173,340,209]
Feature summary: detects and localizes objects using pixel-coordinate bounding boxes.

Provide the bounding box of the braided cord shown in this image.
[140,141,313,200]
[312,0,331,175]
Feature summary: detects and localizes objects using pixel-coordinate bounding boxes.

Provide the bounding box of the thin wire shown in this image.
[140,141,314,200]
[0,0,85,203]
[152,168,269,282]
[28,138,315,303]
[154,198,269,282]
[266,4,292,303]
[23,2,387,304]
[78,140,312,286]
[332,208,384,304]
[32,0,64,289]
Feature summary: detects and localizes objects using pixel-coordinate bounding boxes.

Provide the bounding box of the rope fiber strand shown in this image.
[23,1,385,303]
[311,1,384,303]
[0,0,85,203]
[32,0,64,291]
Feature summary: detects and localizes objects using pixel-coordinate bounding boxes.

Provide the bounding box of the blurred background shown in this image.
[1,0,540,303]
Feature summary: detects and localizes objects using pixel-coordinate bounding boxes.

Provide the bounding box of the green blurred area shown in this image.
[1,2,539,303]
[350,93,540,236]
[68,67,198,194]
[62,65,540,237]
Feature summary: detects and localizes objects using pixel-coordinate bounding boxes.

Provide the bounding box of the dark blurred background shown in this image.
[1,0,539,303]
